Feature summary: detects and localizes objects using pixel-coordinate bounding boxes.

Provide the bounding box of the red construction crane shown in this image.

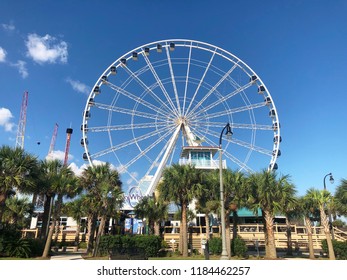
[47,123,59,159]
[64,128,73,165]
[15,91,28,149]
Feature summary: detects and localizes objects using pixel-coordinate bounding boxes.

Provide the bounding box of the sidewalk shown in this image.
[50,248,86,260]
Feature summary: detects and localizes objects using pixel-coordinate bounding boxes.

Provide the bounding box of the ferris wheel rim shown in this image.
[82,39,281,187]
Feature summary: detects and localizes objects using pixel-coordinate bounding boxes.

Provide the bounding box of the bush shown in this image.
[321,239,347,260]
[98,235,162,257]
[5,238,31,258]
[208,237,222,255]
[231,236,247,257]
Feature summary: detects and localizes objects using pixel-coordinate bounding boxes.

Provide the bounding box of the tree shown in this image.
[246,170,295,259]
[41,159,79,257]
[334,179,347,216]
[305,188,335,260]
[134,195,168,235]
[158,164,203,257]
[0,145,38,222]
[298,196,317,259]
[79,163,123,256]
[2,196,33,228]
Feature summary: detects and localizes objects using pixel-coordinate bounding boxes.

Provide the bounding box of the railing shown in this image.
[162,224,346,253]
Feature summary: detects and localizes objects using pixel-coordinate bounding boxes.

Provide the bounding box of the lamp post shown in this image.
[219,123,233,260]
[323,173,335,240]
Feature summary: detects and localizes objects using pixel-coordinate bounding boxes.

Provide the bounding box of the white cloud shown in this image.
[11,60,28,78]
[46,150,74,162]
[1,23,15,32]
[0,107,15,132]
[66,78,90,95]
[26,33,68,64]
[68,160,117,177]
[0,47,6,62]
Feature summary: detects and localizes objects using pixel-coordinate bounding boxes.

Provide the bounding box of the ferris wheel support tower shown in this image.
[15,91,29,149]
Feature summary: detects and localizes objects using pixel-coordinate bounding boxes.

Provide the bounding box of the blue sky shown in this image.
[0,0,346,198]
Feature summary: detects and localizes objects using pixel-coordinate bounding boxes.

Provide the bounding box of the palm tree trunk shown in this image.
[181,203,188,257]
[285,215,293,256]
[42,224,55,258]
[231,210,238,256]
[86,213,97,255]
[93,215,106,257]
[320,206,335,260]
[205,213,210,240]
[40,194,52,239]
[53,194,63,243]
[154,221,160,236]
[264,210,277,259]
[304,216,315,259]
[0,192,8,222]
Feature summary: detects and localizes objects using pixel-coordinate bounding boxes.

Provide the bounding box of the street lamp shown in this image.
[323,172,335,240]
[219,123,233,260]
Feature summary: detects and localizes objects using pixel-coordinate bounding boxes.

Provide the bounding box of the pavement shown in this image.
[50,248,86,260]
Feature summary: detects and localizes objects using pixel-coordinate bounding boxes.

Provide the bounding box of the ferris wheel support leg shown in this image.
[145,124,182,196]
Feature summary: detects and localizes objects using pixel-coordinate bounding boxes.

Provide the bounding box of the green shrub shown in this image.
[208,237,222,255]
[231,236,247,257]
[26,238,45,257]
[321,239,347,260]
[98,235,162,257]
[6,238,31,258]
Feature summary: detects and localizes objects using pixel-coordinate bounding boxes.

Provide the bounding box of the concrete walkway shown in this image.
[50,249,86,260]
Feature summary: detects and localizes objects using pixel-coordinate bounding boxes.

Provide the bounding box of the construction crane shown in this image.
[15,91,28,149]
[46,123,59,160]
[64,128,73,165]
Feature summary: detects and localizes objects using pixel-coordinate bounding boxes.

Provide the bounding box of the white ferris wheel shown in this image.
[81,39,281,209]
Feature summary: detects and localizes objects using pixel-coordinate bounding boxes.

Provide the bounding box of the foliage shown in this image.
[98,235,162,257]
[208,237,222,255]
[321,239,347,260]
[231,235,247,257]
[5,238,31,258]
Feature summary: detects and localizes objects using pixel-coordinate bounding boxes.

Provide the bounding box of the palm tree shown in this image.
[222,169,246,257]
[134,195,168,235]
[298,196,317,259]
[194,171,219,242]
[41,160,79,257]
[305,188,335,260]
[79,163,123,257]
[334,179,347,216]
[62,196,86,244]
[246,170,295,259]
[0,145,38,221]
[158,163,203,257]
[2,196,33,228]
[277,180,297,256]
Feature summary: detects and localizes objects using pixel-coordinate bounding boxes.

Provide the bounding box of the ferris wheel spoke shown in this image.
[184,48,217,115]
[91,126,169,159]
[186,63,239,117]
[182,43,193,116]
[120,64,177,115]
[93,102,174,121]
[223,150,254,174]
[194,102,265,121]
[87,122,169,133]
[141,50,180,116]
[188,80,254,119]
[105,81,171,118]
[165,45,181,115]
[190,120,273,131]
[120,126,176,172]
